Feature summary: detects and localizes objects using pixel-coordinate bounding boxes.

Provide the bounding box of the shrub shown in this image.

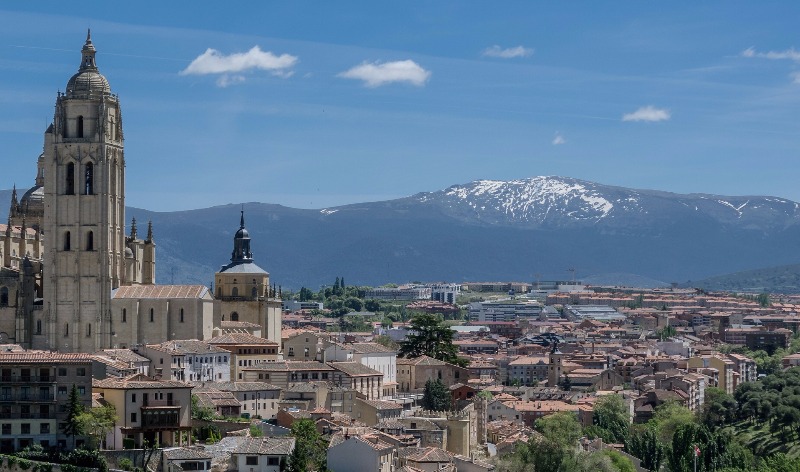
[119,457,134,471]
[122,437,136,450]
[19,459,32,470]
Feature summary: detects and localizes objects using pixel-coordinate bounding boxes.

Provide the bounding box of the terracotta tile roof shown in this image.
[402,447,452,463]
[234,437,295,455]
[195,381,280,392]
[163,447,213,461]
[328,361,383,377]
[243,361,334,372]
[93,349,149,364]
[194,391,240,408]
[146,340,228,355]
[112,285,209,299]
[220,321,262,329]
[349,343,395,354]
[357,398,403,410]
[396,355,446,366]
[208,333,279,346]
[0,351,92,364]
[94,374,191,390]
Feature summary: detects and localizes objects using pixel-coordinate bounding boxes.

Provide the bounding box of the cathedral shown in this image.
[0,32,281,353]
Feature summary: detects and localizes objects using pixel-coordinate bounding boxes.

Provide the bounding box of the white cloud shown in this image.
[792,72,800,84]
[741,46,800,62]
[338,60,431,87]
[180,46,297,86]
[482,45,534,59]
[622,106,671,123]
[552,132,566,145]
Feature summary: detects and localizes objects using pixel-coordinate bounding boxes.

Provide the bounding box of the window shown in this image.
[84,163,93,195]
[40,423,49,434]
[66,162,75,195]
[267,457,279,466]
[0,287,7,307]
[78,386,85,395]
[77,116,84,138]
[231,287,239,297]
[76,368,86,376]
[180,308,184,323]
[58,368,67,377]
[131,394,136,403]
[150,308,154,322]
[245,457,258,466]
[86,231,93,251]
[64,323,69,337]
[86,323,91,337]
[21,424,30,435]
[1,424,9,435]
[130,413,137,423]
[36,320,41,335]
[58,386,67,396]
[231,312,239,321]
[64,231,71,251]
[252,287,258,298]
[122,309,126,323]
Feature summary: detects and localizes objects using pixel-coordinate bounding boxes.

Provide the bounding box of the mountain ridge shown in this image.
[2,176,800,291]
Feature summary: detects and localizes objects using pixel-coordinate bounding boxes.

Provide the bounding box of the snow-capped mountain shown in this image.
[407,176,800,230]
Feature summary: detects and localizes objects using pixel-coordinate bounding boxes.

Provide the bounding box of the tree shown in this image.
[588,394,630,444]
[534,411,582,446]
[364,299,381,312]
[77,404,117,449]
[398,313,467,367]
[649,401,695,444]
[287,418,327,472]
[626,426,665,472]
[422,379,451,411]
[561,374,572,391]
[62,384,85,449]
[191,394,216,421]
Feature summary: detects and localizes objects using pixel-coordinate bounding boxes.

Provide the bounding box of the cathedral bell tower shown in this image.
[42,31,125,352]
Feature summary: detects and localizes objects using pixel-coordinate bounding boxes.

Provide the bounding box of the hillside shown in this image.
[3,177,800,290]
[684,263,800,293]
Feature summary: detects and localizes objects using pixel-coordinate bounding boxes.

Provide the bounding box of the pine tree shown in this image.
[62,384,85,449]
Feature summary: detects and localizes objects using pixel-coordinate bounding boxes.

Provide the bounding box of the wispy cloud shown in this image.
[741,46,800,61]
[482,45,534,59]
[792,72,800,84]
[552,132,566,145]
[622,106,671,122]
[180,46,297,86]
[338,60,431,87]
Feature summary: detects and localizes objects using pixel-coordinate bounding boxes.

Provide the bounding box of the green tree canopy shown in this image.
[62,384,85,449]
[77,404,117,449]
[421,379,451,411]
[398,313,467,367]
[287,418,327,472]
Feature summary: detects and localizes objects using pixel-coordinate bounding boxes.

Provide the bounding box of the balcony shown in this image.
[140,409,181,430]
[142,398,177,407]
[0,375,54,383]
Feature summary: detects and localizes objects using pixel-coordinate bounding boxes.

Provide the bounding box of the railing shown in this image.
[0,394,54,402]
[142,399,177,407]
[0,375,54,383]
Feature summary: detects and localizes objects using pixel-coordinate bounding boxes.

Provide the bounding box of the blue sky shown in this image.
[1,2,800,211]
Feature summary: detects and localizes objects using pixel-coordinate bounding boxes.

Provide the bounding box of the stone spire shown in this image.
[146,220,154,243]
[130,217,138,240]
[9,185,17,217]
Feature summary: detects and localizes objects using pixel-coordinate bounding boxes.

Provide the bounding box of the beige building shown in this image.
[396,356,469,393]
[93,374,193,449]
[208,332,280,380]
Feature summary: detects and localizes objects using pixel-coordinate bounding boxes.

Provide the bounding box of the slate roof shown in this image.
[112,285,209,299]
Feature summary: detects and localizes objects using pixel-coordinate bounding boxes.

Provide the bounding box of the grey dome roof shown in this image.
[20,185,44,214]
[66,70,110,97]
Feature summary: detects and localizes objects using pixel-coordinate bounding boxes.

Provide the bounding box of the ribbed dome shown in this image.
[235,227,250,238]
[66,71,110,97]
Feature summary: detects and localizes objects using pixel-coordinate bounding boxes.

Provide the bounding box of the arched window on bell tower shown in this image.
[77,116,84,138]
[84,163,93,195]
[66,162,75,195]
[86,231,93,251]
[63,232,71,251]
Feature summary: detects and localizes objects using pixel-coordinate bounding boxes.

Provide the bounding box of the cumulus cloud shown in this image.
[482,45,534,59]
[622,106,671,123]
[338,60,431,87]
[180,46,297,86]
[741,46,800,61]
[552,132,566,145]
